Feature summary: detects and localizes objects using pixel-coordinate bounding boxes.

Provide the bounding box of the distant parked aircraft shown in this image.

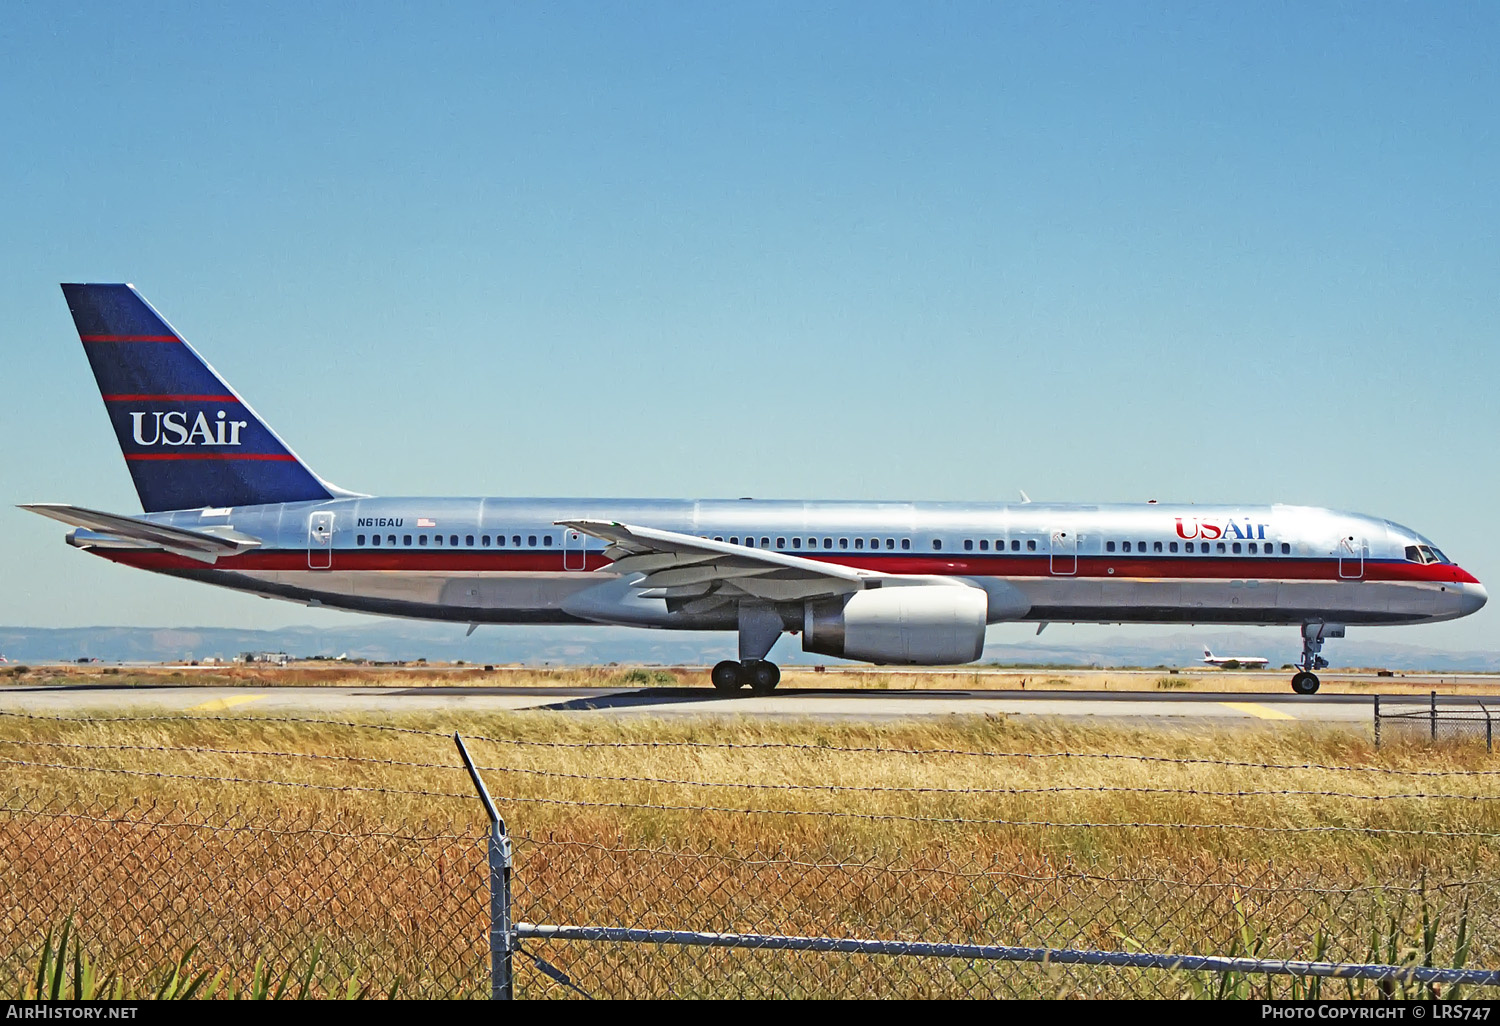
[1202,647,1270,668]
[22,284,1488,696]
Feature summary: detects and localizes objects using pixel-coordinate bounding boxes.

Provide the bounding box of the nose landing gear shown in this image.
[1291,623,1344,695]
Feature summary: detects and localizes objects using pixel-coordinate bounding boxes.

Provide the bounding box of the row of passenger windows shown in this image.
[711,536,916,551]
[1102,540,1291,555]
[354,533,554,548]
[349,531,1291,556]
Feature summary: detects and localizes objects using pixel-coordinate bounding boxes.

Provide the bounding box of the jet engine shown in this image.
[802,585,988,665]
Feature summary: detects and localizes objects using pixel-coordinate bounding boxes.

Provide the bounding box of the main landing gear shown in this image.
[1291,622,1345,695]
[712,659,781,694]
[711,603,785,695]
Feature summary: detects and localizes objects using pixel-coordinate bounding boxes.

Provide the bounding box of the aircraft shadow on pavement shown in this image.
[532,686,974,711]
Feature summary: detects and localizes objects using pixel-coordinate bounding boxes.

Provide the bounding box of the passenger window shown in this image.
[714,536,723,542]
[901,539,911,550]
[1139,541,1146,552]
[808,538,817,548]
[762,538,770,548]
[403,535,412,546]
[1153,541,1162,553]
[1168,541,1177,553]
[839,538,848,549]
[1216,542,1226,553]
[482,535,491,547]
[1027,540,1036,552]
[1281,543,1290,554]
[451,535,460,546]
[777,538,786,549]
[932,539,942,551]
[388,535,396,546]
[370,535,380,547]
[729,537,738,545]
[886,539,895,550]
[357,534,366,546]
[466,535,474,547]
[963,539,973,551]
[434,535,443,546]
[872,539,880,549]
[978,540,988,551]
[528,535,537,547]
[1185,542,1194,553]
[1106,541,1116,553]
[1248,542,1256,554]
[1232,542,1242,554]
[792,538,802,549]
[1121,541,1131,553]
[418,535,427,546]
[1011,540,1020,551]
[824,538,833,549]
[854,538,864,550]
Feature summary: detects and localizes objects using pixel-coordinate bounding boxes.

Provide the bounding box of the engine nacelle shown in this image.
[802,585,988,665]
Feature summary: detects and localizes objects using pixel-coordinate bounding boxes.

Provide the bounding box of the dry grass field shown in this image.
[6,661,1498,697]
[2,707,1499,997]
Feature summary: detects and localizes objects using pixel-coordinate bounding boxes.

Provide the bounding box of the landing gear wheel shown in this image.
[1291,671,1320,695]
[745,660,781,694]
[711,660,744,691]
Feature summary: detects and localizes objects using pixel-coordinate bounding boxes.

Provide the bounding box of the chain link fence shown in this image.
[1375,693,1497,751]
[0,791,489,998]
[3,710,1500,999]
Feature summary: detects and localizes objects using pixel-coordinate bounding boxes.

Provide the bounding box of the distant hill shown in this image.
[2,623,1497,671]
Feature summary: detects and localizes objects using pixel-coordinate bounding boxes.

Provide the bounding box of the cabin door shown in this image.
[1338,535,1364,580]
[308,512,334,570]
[1049,529,1077,576]
[563,527,587,571]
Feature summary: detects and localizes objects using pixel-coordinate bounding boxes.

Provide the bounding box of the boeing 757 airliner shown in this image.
[23,285,1488,694]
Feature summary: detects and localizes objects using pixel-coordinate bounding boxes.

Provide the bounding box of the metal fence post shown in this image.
[456,732,514,1000]
[1482,701,1492,754]
[1432,690,1438,742]
[1373,694,1381,749]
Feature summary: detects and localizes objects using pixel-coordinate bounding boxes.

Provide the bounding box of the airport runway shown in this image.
[1,683,1481,725]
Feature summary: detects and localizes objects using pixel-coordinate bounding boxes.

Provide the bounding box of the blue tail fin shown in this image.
[61,283,347,512]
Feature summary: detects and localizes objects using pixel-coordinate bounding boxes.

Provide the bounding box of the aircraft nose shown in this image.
[1462,582,1489,617]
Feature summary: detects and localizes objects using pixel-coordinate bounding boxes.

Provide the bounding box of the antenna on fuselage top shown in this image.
[1019,490,1032,504]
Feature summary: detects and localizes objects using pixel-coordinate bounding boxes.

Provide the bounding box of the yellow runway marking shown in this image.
[1219,702,1296,721]
[187,694,268,712]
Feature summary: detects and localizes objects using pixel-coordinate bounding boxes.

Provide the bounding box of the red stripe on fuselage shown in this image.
[103,394,238,402]
[89,549,1482,584]
[79,335,179,342]
[123,453,296,462]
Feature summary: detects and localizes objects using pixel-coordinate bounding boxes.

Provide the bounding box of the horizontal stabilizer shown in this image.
[20,503,261,564]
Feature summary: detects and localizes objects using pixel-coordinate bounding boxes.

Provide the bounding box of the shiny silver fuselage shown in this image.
[74,498,1487,631]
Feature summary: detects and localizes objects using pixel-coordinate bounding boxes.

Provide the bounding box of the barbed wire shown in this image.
[4,708,1495,779]
[0,801,481,841]
[4,736,1497,803]
[0,756,472,800]
[10,755,1497,835]
[484,791,1500,837]
[478,762,1500,802]
[511,833,1500,893]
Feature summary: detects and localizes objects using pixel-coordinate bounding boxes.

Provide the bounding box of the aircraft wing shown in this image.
[557,519,876,611]
[20,503,262,564]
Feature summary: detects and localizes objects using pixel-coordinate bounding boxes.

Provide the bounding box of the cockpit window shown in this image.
[1407,544,1451,565]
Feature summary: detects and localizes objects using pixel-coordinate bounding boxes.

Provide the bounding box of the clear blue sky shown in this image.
[2,2,1496,654]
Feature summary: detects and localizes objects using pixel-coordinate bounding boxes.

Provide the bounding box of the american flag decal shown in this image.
[417,517,436,527]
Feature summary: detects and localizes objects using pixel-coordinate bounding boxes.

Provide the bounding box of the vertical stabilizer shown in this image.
[61,283,345,512]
